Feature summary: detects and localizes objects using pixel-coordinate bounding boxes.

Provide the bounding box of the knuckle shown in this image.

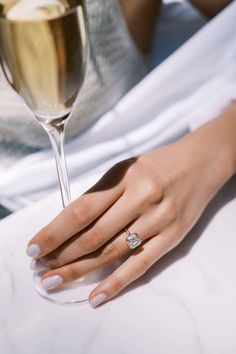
[134,178,162,208]
[101,243,121,266]
[127,158,165,204]
[70,200,89,225]
[140,155,171,190]
[42,228,57,250]
[133,257,150,277]
[83,224,104,253]
[143,178,160,203]
[160,200,177,225]
[111,273,124,294]
[126,157,145,180]
[122,158,166,208]
[65,265,80,281]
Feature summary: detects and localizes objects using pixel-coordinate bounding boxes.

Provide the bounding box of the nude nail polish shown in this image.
[41,275,63,290]
[90,293,107,308]
[26,244,41,257]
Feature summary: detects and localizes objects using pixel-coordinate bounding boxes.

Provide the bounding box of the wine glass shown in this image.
[0,0,105,304]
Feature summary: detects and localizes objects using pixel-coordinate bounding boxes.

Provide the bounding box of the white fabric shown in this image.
[0,1,236,211]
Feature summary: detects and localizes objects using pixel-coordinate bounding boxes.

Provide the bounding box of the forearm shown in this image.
[120,0,162,53]
[120,0,231,53]
[178,101,236,193]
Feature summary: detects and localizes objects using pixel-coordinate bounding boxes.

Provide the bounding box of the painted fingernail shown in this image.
[31,259,47,272]
[41,275,63,290]
[90,293,107,308]
[26,244,41,257]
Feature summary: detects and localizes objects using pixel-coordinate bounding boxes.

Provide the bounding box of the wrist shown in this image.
[180,102,236,191]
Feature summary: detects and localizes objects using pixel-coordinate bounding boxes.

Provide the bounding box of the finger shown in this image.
[88,230,176,307]
[38,196,170,269]
[26,166,125,258]
[38,234,128,291]
[39,193,141,269]
[37,228,132,291]
[37,213,171,291]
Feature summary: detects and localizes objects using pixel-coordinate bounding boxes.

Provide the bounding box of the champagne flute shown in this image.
[0,0,101,304]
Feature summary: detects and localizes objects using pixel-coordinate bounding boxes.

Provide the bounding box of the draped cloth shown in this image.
[0,1,235,211]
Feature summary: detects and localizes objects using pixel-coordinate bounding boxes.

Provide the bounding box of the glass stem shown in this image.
[44,119,71,208]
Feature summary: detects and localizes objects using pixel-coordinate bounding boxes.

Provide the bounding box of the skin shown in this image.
[120,0,161,53]
[27,1,236,307]
[120,0,231,53]
[190,0,231,18]
[28,102,236,306]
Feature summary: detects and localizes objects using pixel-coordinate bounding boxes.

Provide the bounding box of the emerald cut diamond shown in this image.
[126,233,142,249]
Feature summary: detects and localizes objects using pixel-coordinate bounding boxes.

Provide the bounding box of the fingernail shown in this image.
[90,293,107,308]
[26,244,41,257]
[31,259,47,272]
[41,275,63,290]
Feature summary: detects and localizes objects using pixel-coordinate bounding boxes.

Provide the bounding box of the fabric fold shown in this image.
[0,1,235,211]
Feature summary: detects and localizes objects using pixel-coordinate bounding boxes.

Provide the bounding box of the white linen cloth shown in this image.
[0,1,236,211]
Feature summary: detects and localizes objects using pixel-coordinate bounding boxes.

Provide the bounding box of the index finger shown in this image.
[26,169,124,258]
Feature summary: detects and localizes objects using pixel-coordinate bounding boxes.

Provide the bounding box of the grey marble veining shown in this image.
[0,176,236,354]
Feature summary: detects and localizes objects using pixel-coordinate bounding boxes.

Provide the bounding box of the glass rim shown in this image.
[0,2,85,24]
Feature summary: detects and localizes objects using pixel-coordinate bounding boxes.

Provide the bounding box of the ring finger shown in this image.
[37,214,159,291]
[37,198,170,270]
[35,194,141,269]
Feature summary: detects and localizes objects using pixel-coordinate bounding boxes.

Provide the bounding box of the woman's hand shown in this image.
[26,103,236,308]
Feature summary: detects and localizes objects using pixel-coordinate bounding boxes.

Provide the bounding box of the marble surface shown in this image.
[0,171,236,354]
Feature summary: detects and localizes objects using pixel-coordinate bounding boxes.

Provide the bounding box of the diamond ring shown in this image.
[124,227,142,250]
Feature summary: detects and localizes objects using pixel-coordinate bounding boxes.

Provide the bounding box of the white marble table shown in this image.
[0,174,236,354]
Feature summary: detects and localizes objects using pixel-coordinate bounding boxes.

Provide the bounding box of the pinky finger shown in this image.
[89,233,173,308]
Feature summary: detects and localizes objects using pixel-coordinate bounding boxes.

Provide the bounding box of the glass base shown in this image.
[34,263,119,305]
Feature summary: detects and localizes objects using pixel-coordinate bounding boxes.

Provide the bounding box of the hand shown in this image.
[26,106,236,308]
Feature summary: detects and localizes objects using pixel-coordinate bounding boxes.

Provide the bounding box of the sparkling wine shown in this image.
[0,0,87,123]
[0,1,92,304]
